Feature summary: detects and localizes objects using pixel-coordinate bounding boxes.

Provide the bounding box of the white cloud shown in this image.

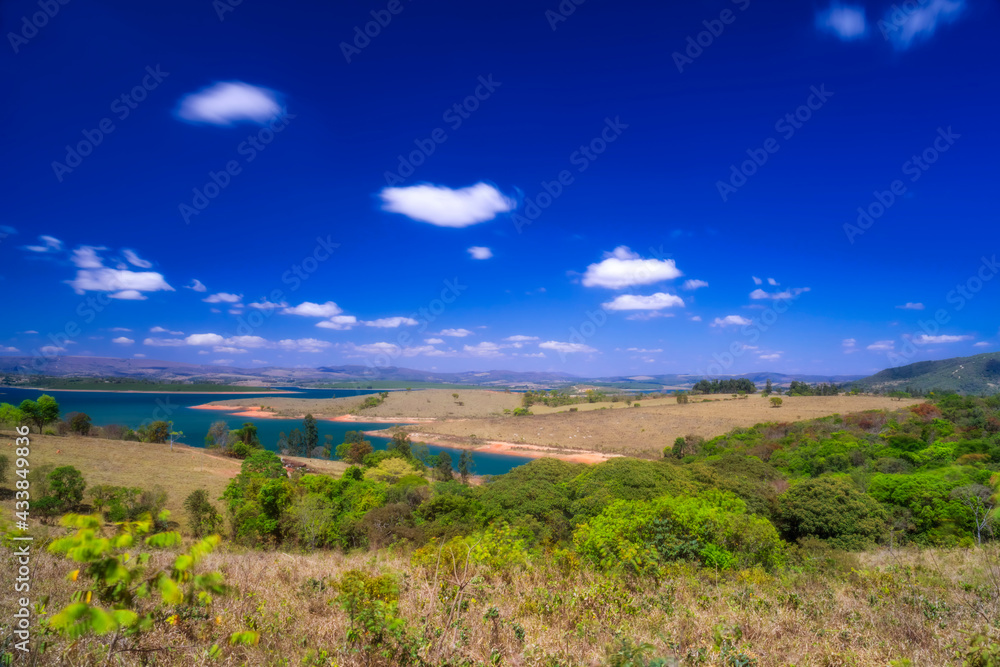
[71,245,105,268]
[711,315,752,327]
[248,299,288,310]
[914,334,973,344]
[843,338,859,353]
[185,279,207,292]
[626,347,663,353]
[883,0,966,50]
[316,315,359,330]
[133,353,146,358]
[278,338,332,353]
[24,235,63,253]
[185,333,226,346]
[380,183,515,228]
[364,317,419,328]
[111,337,134,345]
[974,342,990,348]
[176,81,283,125]
[896,302,925,310]
[767,278,779,286]
[867,340,895,351]
[109,327,132,332]
[504,335,539,342]
[213,346,248,354]
[758,352,782,361]
[425,338,445,344]
[203,292,243,304]
[749,287,810,300]
[752,276,763,285]
[582,246,682,289]
[603,292,685,311]
[690,316,702,322]
[122,249,152,268]
[467,246,493,260]
[67,267,173,299]
[682,279,708,290]
[816,4,868,40]
[20,330,39,334]
[464,342,503,358]
[1,346,20,353]
[228,308,243,315]
[345,342,436,358]
[40,345,67,355]
[213,359,234,365]
[282,301,342,317]
[150,326,184,335]
[143,337,186,347]
[437,328,473,338]
[539,341,596,354]
[520,352,546,358]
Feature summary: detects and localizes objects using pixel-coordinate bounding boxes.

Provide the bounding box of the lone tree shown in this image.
[184,489,223,537]
[435,451,453,481]
[48,466,86,511]
[763,379,773,396]
[951,484,996,546]
[458,450,474,484]
[68,412,92,436]
[303,414,318,452]
[19,395,60,432]
[770,397,783,408]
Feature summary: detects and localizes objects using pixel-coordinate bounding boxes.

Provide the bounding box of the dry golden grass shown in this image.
[201,388,523,420]
[410,395,924,458]
[0,430,346,530]
[6,540,999,666]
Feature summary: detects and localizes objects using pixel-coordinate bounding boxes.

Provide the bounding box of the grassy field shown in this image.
[0,430,346,530]
[6,538,999,665]
[203,388,524,420]
[408,394,924,458]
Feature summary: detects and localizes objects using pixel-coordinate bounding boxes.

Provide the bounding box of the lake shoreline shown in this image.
[21,387,298,395]
[361,428,618,464]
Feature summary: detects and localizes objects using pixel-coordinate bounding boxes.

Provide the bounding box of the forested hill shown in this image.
[852,352,1000,395]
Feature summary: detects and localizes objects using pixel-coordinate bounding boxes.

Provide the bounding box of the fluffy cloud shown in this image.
[752,276,763,285]
[316,315,359,330]
[883,0,966,50]
[749,287,810,300]
[150,326,184,335]
[896,302,925,310]
[380,183,515,228]
[602,292,685,311]
[24,235,63,253]
[364,317,419,328]
[539,341,596,354]
[464,342,503,357]
[203,292,243,304]
[248,299,288,310]
[71,245,105,268]
[867,340,895,351]
[437,328,473,337]
[626,347,663,353]
[582,246,682,289]
[914,334,973,344]
[66,265,174,300]
[504,335,538,342]
[843,338,858,353]
[282,301,342,317]
[974,342,990,348]
[122,249,153,268]
[425,338,445,344]
[111,337,134,345]
[711,315,752,327]
[467,246,493,260]
[682,279,708,290]
[1,346,20,353]
[109,327,132,332]
[40,345,67,355]
[758,352,782,361]
[816,4,868,40]
[143,337,187,347]
[185,279,207,292]
[176,81,283,125]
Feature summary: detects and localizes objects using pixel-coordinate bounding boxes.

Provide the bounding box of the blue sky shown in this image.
[1,0,997,377]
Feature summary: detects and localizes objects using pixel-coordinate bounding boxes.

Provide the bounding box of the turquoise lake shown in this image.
[0,386,533,476]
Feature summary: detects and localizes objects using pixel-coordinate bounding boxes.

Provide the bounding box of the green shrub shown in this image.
[778,477,888,550]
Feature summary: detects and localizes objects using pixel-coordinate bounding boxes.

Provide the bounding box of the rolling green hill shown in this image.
[852,351,1000,394]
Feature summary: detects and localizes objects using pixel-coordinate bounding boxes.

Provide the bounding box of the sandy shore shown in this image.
[363,429,617,465]
[329,414,432,423]
[188,404,292,419]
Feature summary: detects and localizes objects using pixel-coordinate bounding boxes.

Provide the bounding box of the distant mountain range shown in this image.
[849,352,1000,395]
[0,355,863,390]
